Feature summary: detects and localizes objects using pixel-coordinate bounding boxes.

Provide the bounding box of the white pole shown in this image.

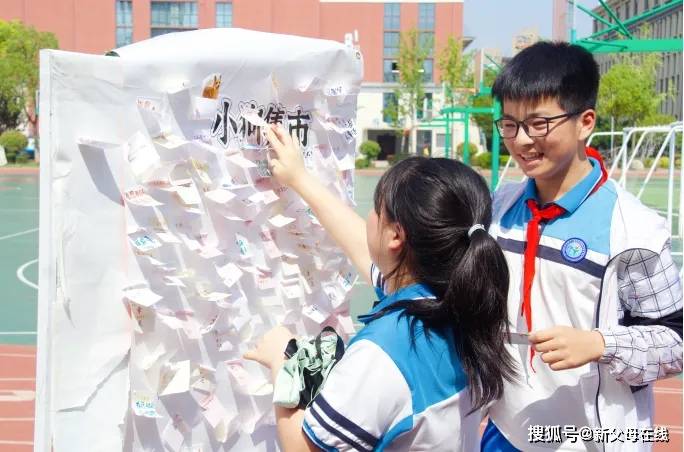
[610,116,615,159]
[667,129,676,233]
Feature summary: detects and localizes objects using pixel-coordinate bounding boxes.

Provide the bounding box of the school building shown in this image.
[590,0,683,120]
[1,0,481,159]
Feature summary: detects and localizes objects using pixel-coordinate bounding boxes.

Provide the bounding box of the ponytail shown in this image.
[445,226,515,410]
[372,157,517,411]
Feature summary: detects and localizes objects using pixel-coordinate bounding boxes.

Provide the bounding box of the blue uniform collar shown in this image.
[358,283,437,325]
[523,157,603,214]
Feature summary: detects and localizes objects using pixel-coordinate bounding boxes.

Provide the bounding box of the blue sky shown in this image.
[464,0,601,55]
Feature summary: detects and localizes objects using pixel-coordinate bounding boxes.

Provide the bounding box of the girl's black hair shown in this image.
[373,157,516,411]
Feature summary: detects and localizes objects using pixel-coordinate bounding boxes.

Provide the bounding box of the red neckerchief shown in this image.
[522,147,607,369]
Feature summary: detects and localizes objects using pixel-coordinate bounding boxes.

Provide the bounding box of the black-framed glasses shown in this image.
[494,111,581,139]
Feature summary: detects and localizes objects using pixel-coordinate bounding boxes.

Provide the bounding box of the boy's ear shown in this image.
[578,109,596,141]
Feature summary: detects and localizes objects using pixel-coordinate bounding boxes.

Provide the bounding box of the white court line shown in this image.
[0,227,38,241]
[16,259,38,290]
[0,440,33,446]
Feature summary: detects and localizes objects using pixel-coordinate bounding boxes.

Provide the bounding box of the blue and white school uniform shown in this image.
[302,266,480,451]
[485,157,682,452]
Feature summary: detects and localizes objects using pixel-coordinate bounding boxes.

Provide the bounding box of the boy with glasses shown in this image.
[483,41,682,451]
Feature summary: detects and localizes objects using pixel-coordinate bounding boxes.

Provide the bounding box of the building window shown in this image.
[419,31,434,56]
[384,32,400,58]
[644,0,650,11]
[384,3,400,30]
[151,1,197,37]
[383,3,400,83]
[116,1,133,47]
[216,2,232,27]
[423,59,433,83]
[383,60,398,83]
[418,4,434,82]
[383,92,398,123]
[417,93,433,120]
[418,3,435,30]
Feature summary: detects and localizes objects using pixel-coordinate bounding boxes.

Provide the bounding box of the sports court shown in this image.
[0,167,681,450]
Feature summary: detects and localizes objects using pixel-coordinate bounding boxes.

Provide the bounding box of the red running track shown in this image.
[0,345,680,451]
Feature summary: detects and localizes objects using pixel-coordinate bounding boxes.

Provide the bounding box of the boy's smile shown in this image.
[500,97,596,204]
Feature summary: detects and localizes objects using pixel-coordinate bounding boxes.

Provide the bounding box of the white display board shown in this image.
[35,28,363,451]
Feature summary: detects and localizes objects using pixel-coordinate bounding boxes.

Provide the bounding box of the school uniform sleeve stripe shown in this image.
[313,395,379,448]
[303,420,339,452]
[303,339,413,451]
[307,404,372,451]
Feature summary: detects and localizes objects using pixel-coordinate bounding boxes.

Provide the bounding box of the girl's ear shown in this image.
[387,222,405,253]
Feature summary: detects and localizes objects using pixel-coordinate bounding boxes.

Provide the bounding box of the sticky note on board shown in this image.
[127,132,160,178]
[227,153,257,169]
[302,304,329,324]
[124,287,163,308]
[131,390,162,418]
[204,188,236,204]
[162,421,185,450]
[123,185,163,207]
[216,262,243,288]
[130,234,162,253]
[159,360,191,396]
[268,214,295,228]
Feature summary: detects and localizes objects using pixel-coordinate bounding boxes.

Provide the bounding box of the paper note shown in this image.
[175,185,202,206]
[281,261,301,277]
[302,304,329,324]
[130,234,162,253]
[159,360,191,396]
[124,185,163,207]
[192,95,218,119]
[204,188,236,204]
[124,287,163,308]
[268,214,295,228]
[227,153,257,169]
[131,390,162,418]
[216,262,243,288]
[162,421,185,450]
[336,314,356,335]
[281,283,303,299]
[235,233,251,258]
[507,332,530,346]
[154,134,189,150]
[157,231,182,244]
[127,132,160,178]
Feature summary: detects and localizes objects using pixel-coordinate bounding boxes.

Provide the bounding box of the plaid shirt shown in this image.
[598,241,683,385]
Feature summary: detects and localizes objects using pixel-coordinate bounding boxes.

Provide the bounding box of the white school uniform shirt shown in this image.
[302,266,481,451]
[488,158,683,452]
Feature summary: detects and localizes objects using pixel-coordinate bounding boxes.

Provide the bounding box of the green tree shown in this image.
[383,29,431,155]
[0,20,58,133]
[597,53,674,129]
[471,67,499,151]
[438,36,472,108]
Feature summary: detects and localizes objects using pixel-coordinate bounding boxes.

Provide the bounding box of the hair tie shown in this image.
[467,224,486,238]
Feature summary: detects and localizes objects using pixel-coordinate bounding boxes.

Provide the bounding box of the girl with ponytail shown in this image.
[245,124,517,452]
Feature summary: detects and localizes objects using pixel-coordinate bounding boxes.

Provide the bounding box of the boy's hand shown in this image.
[265,124,308,189]
[529,326,605,371]
[243,326,295,370]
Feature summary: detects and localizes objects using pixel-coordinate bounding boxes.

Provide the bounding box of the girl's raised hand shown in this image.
[265,124,307,189]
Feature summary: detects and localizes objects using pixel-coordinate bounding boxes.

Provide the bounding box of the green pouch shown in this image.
[273,326,345,409]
